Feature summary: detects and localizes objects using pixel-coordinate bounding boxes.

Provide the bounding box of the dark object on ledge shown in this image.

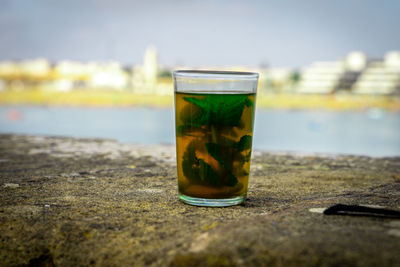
[324,204,400,219]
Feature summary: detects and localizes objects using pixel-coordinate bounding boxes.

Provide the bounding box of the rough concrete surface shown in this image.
[0,134,399,266]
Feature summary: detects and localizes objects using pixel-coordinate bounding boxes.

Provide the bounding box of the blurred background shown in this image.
[0,0,399,156]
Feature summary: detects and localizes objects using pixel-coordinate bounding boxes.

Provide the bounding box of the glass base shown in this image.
[179,193,245,207]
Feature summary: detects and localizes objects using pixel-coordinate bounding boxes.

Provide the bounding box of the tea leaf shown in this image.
[227,172,239,187]
[237,169,249,177]
[205,142,238,186]
[182,96,209,111]
[241,152,252,164]
[213,134,237,148]
[199,159,221,186]
[183,94,251,127]
[205,142,229,169]
[176,125,199,137]
[175,125,185,137]
[235,135,252,151]
[179,94,254,188]
[179,102,208,128]
[182,141,221,186]
[245,98,254,107]
[182,141,199,182]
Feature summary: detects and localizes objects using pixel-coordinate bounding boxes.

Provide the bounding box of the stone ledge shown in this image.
[0,134,399,266]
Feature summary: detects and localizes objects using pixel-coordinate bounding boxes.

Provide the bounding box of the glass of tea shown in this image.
[173,70,258,207]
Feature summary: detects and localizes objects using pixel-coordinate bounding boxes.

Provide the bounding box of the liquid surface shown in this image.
[175,92,256,199]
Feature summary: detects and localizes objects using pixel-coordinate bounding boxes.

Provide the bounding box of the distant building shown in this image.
[0,79,5,91]
[259,68,294,93]
[54,60,89,80]
[345,51,367,71]
[0,58,51,81]
[19,58,51,80]
[296,52,367,94]
[0,59,51,90]
[132,45,161,94]
[0,61,19,79]
[352,51,400,95]
[143,45,158,85]
[51,60,129,91]
[296,61,346,94]
[88,61,129,90]
[1,49,399,96]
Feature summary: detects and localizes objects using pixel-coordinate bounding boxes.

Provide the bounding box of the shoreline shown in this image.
[1,90,399,111]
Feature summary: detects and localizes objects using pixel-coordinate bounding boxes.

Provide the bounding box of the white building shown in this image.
[352,51,400,95]
[0,59,51,80]
[132,45,160,94]
[88,62,129,90]
[52,60,129,91]
[143,45,158,85]
[54,60,89,79]
[296,61,346,94]
[259,67,295,93]
[0,61,19,78]
[296,52,367,94]
[19,58,51,79]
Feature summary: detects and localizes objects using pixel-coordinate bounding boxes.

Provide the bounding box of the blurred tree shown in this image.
[158,69,172,78]
[290,71,300,83]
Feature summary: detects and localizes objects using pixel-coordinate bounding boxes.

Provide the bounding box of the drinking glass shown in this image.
[173,70,258,206]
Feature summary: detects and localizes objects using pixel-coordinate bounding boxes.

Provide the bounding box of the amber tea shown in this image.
[175,91,256,204]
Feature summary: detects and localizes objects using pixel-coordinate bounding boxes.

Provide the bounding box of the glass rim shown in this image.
[173,70,259,80]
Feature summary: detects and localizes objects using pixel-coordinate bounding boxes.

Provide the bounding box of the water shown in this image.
[0,106,399,157]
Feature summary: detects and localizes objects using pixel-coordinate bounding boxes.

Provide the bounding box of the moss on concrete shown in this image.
[0,134,399,266]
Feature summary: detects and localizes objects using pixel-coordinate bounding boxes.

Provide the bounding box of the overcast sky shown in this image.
[0,0,399,67]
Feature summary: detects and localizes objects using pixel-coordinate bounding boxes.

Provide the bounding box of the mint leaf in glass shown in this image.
[199,159,221,186]
[183,94,253,127]
[205,142,238,186]
[234,135,252,151]
[182,141,199,182]
[182,141,221,186]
